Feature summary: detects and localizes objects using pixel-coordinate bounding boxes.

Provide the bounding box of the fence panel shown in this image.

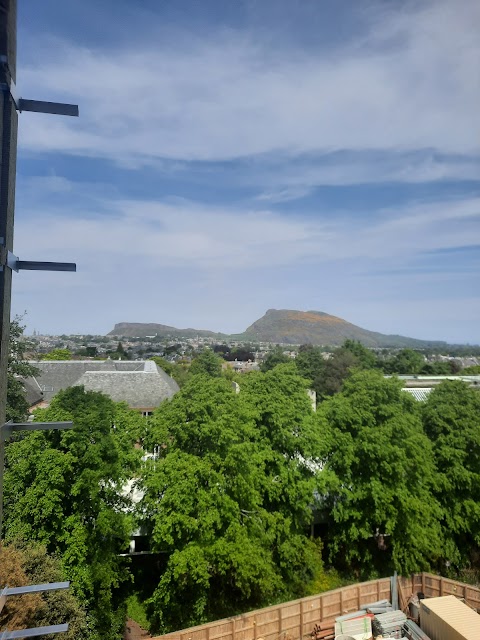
[152,574,479,640]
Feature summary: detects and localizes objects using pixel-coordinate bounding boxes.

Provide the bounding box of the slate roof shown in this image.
[21,376,44,406]
[26,360,179,409]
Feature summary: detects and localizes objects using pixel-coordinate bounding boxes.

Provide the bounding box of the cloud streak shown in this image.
[17,0,480,166]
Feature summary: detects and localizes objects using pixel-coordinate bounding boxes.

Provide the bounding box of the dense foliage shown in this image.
[6,318,39,422]
[3,387,142,640]
[3,331,479,636]
[139,365,324,633]
[315,370,443,577]
[0,541,89,638]
[422,381,480,567]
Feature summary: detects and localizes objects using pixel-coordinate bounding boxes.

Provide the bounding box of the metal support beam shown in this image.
[0,583,69,637]
[18,99,78,117]
[0,624,69,638]
[0,583,69,614]
[0,4,77,636]
[1,57,79,117]
[0,0,18,431]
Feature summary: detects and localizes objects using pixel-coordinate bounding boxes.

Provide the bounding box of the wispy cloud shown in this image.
[11,0,480,342]
[14,179,480,271]
[17,0,479,166]
[11,185,480,340]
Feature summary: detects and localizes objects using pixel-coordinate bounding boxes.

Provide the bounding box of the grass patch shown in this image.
[126,594,151,631]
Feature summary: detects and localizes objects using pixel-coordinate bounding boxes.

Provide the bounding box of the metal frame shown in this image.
[0,4,80,637]
[0,625,69,639]
[0,582,69,637]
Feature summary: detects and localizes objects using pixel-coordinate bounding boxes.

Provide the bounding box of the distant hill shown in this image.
[109,310,447,348]
[108,322,226,340]
[241,309,445,348]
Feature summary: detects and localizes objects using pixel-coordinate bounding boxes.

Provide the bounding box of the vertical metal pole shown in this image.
[0,0,17,539]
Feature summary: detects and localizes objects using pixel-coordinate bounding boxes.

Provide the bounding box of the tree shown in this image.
[381,348,425,374]
[106,342,130,361]
[139,368,323,633]
[3,387,140,640]
[41,348,72,360]
[342,340,377,369]
[0,540,89,639]
[462,365,480,374]
[314,348,358,398]
[422,381,480,567]
[150,356,190,388]
[316,370,443,577]
[150,356,174,376]
[295,345,325,389]
[189,349,222,377]
[6,317,39,422]
[260,346,290,372]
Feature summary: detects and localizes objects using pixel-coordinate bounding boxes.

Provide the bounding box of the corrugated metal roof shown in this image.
[420,595,480,640]
[402,388,433,402]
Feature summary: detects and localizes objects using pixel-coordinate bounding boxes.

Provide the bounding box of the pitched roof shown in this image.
[27,359,179,408]
[21,376,44,406]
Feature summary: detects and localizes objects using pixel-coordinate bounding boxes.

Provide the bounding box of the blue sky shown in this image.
[11,0,480,342]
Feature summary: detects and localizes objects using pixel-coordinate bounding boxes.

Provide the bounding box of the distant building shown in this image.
[396,374,480,402]
[24,360,179,414]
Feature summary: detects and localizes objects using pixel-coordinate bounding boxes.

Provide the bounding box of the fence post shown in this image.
[278,606,282,637]
[300,600,304,639]
[231,619,235,640]
[320,595,324,622]
[440,578,444,596]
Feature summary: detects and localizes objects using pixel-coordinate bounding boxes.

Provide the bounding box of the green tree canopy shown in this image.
[295,345,326,389]
[41,348,72,361]
[260,346,290,372]
[3,387,141,639]
[139,367,322,633]
[315,370,443,577]
[422,381,480,566]
[189,348,222,377]
[342,340,378,369]
[6,317,39,422]
[150,356,191,388]
[314,348,359,398]
[381,348,425,374]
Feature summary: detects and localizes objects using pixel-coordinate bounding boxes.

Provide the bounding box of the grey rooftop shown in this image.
[25,360,179,410]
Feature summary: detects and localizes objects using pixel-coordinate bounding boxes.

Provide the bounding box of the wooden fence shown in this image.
[152,574,480,640]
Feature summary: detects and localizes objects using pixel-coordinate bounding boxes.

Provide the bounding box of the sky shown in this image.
[10,0,480,343]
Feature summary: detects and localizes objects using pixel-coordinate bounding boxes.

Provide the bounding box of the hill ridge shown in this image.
[108,309,447,348]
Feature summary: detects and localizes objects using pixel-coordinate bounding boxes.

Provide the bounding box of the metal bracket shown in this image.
[0,421,73,441]
[0,624,69,638]
[7,252,76,273]
[0,241,76,273]
[0,56,78,117]
[0,582,69,614]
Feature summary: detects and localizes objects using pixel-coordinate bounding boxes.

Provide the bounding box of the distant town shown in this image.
[27,330,480,372]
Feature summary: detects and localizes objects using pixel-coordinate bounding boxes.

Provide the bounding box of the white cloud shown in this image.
[16,0,480,165]
[13,189,480,272]
[11,188,480,340]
